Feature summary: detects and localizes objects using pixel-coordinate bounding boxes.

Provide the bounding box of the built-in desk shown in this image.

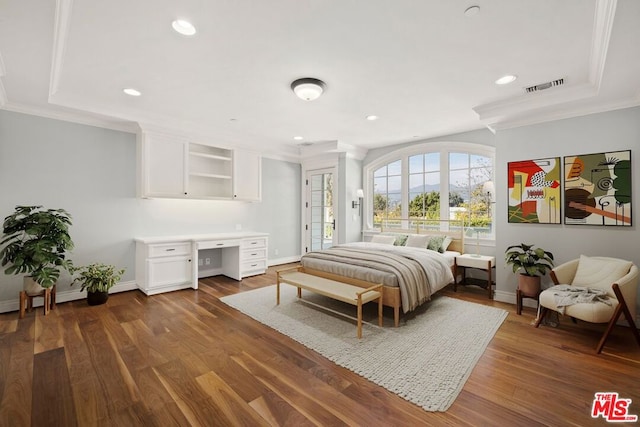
[135,232,268,295]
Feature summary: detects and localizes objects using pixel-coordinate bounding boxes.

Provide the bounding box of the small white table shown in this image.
[454,254,496,299]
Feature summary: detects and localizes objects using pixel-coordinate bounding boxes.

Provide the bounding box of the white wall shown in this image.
[338,153,363,243]
[494,106,640,314]
[0,110,301,304]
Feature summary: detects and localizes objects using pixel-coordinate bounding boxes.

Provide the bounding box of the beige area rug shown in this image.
[220,285,508,412]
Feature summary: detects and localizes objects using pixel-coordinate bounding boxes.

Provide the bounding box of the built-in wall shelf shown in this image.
[138,130,262,201]
[189,172,232,180]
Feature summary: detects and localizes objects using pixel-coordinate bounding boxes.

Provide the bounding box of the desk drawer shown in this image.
[241,237,267,249]
[242,248,267,261]
[148,242,191,258]
[241,259,267,274]
[198,239,241,250]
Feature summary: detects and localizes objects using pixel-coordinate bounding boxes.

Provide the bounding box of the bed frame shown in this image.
[302,219,465,327]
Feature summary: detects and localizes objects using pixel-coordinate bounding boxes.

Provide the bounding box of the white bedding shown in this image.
[338,242,455,294]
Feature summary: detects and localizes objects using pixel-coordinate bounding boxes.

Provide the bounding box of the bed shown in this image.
[300,220,464,326]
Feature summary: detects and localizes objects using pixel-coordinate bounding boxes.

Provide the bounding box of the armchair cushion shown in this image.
[539,286,618,323]
[572,255,632,295]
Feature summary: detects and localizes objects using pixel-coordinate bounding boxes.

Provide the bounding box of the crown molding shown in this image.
[1,101,138,133]
[488,93,640,132]
[589,0,617,90]
[473,0,617,131]
[49,0,74,97]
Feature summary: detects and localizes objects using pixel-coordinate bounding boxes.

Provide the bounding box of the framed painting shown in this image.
[564,150,632,226]
[507,157,561,224]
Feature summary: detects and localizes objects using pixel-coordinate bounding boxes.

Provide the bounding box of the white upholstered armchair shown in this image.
[534,255,640,353]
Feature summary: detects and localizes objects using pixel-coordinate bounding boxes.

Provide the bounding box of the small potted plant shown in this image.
[70,263,125,305]
[505,243,554,296]
[1,206,74,295]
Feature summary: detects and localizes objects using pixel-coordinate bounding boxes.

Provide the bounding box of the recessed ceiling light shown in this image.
[495,75,518,85]
[123,88,141,96]
[172,19,196,36]
[366,115,379,121]
[293,136,303,141]
[464,6,480,17]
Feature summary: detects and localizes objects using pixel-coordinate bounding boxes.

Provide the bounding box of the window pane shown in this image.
[425,172,439,188]
[470,154,490,169]
[409,174,424,192]
[425,153,439,172]
[409,155,423,174]
[388,176,401,193]
[387,160,402,176]
[449,152,468,170]
[374,165,386,178]
[374,177,387,193]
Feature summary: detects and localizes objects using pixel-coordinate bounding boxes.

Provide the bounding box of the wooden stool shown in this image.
[516,288,540,315]
[19,285,56,319]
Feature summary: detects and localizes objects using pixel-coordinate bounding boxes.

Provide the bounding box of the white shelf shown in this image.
[189,151,232,162]
[189,172,232,180]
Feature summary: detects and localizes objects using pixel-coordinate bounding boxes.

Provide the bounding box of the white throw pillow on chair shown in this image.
[572,255,632,294]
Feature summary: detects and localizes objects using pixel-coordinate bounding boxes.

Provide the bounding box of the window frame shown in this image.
[363,141,496,237]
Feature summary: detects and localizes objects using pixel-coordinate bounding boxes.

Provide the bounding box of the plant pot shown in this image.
[518,274,541,297]
[87,291,109,306]
[23,276,46,296]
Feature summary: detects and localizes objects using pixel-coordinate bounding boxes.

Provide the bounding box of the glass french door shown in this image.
[307,168,335,252]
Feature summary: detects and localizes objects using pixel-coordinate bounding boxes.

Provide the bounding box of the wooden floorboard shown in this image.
[0,264,639,426]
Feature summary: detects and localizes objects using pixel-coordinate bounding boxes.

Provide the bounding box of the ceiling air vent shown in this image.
[525,78,564,93]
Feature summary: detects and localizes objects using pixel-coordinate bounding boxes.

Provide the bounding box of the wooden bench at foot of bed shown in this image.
[295,266,403,327]
[276,266,383,339]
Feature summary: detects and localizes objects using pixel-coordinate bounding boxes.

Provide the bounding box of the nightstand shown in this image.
[454,254,496,299]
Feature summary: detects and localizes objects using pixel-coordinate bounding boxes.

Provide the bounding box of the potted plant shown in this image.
[70,263,125,305]
[1,206,74,295]
[505,243,554,296]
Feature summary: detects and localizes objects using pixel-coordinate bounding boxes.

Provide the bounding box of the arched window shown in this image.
[364,142,495,238]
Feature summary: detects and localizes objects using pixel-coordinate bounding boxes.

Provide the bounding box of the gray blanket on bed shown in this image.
[301,246,431,313]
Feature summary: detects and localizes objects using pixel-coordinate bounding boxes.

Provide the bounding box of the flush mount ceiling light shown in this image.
[291,78,326,101]
[495,75,518,85]
[293,136,304,141]
[123,88,141,96]
[172,19,196,36]
[365,115,379,121]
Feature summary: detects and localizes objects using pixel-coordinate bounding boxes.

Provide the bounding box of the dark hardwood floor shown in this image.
[1,264,639,426]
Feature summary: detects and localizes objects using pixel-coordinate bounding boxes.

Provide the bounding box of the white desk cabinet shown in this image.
[135,232,268,295]
[136,241,193,295]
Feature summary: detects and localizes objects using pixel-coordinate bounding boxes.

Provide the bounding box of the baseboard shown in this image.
[0,280,139,314]
[268,255,301,267]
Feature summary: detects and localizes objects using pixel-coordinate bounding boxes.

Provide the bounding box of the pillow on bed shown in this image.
[393,234,408,246]
[441,236,453,252]
[370,234,396,245]
[427,235,446,253]
[405,234,430,248]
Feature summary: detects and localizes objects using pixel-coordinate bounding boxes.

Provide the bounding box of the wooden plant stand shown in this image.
[19,285,56,319]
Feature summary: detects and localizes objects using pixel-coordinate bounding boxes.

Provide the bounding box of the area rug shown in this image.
[220,285,508,411]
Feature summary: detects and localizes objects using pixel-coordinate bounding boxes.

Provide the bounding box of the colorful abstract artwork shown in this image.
[564,150,632,226]
[508,158,561,224]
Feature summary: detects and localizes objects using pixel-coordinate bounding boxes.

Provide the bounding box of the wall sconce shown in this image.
[352,189,364,216]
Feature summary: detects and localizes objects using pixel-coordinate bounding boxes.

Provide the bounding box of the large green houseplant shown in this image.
[1,206,74,294]
[70,263,124,305]
[505,243,554,296]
